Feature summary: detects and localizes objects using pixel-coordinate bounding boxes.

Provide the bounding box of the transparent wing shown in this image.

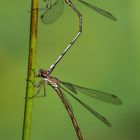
[61,86,111,126]
[41,0,64,24]
[77,0,117,21]
[61,82,122,105]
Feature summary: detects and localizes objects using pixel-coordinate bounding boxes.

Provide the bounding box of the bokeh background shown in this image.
[0,0,140,140]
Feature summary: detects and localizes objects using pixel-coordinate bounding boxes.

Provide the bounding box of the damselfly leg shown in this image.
[32,80,47,98]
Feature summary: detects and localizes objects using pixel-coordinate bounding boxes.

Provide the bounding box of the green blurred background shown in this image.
[0,0,140,140]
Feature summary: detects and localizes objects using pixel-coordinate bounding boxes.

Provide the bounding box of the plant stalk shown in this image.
[22,0,38,140]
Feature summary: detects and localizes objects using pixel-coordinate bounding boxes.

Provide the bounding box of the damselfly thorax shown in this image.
[37,69,61,88]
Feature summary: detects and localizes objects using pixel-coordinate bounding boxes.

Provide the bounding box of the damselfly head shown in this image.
[37,69,48,78]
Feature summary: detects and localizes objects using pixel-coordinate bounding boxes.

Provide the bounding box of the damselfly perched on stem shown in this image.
[40,0,117,75]
[32,68,122,140]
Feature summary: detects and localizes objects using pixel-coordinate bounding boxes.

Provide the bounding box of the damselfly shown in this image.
[41,0,117,75]
[33,68,122,140]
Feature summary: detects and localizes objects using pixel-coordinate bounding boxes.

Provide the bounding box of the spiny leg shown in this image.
[31,80,46,98]
[43,84,47,97]
[47,0,82,75]
[34,80,43,88]
[26,69,47,98]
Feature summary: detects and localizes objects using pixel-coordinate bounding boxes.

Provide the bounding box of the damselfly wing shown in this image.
[41,0,117,24]
[35,69,122,126]
[61,81,122,105]
[60,86,112,126]
[77,0,117,21]
[41,0,64,24]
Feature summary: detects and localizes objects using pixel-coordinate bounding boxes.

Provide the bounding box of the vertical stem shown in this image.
[22,0,38,140]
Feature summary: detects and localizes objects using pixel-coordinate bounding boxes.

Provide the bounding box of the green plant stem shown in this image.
[22,0,38,140]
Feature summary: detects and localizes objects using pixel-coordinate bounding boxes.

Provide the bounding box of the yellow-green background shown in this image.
[0,0,139,140]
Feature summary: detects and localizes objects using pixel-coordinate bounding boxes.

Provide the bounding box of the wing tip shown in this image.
[114,97,123,105]
[117,100,123,105]
[101,116,112,127]
[111,16,117,21]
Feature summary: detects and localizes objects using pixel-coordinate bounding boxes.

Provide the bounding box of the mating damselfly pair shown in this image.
[32,0,121,140]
